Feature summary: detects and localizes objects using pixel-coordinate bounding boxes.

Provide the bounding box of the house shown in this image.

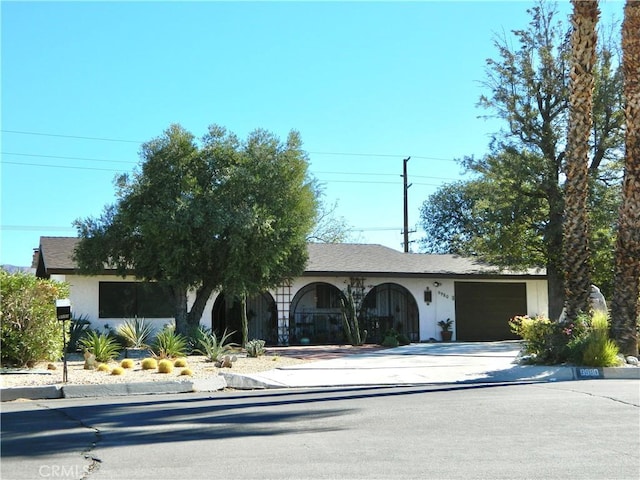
[34,236,548,344]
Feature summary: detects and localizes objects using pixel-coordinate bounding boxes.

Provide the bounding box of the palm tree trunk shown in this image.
[563,0,599,321]
[611,0,640,356]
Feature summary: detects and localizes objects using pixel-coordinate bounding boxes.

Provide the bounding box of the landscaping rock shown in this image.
[625,356,639,366]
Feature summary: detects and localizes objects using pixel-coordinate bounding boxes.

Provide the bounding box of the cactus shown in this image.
[120,359,135,369]
[141,358,158,370]
[157,359,174,374]
[340,286,367,346]
[96,363,110,372]
[215,355,237,368]
[173,358,188,368]
[111,366,125,375]
[179,368,193,376]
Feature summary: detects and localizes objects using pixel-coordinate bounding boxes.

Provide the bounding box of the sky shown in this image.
[0,0,625,267]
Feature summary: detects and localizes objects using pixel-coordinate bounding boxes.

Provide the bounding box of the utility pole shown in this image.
[402,157,411,253]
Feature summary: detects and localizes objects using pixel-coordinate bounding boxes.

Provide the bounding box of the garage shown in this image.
[454,282,527,341]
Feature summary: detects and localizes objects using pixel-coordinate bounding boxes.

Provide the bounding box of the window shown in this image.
[99,282,174,318]
[316,284,339,308]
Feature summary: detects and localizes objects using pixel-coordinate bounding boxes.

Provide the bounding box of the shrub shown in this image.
[381,335,399,348]
[193,326,237,363]
[79,331,121,363]
[157,359,174,374]
[509,315,558,362]
[117,317,153,349]
[141,358,157,370]
[111,366,125,375]
[246,339,266,358]
[97,363,110,372]
[180,368,193,376]
[379,328,409,347]
[0,269,69,367]
[120,358,135,369]
[152,326,187,359]
[575,312,621,367]
[173,358,188,368]
[511,312,621,366]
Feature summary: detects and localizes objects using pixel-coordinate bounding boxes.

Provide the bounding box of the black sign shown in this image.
[576,367,603,379]
[56,305,72,321]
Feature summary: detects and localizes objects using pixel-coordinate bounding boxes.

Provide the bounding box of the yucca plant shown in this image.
[193,326,237,363]
[152,326,187,359]
[79,331,121,362]
[117,317,153,349]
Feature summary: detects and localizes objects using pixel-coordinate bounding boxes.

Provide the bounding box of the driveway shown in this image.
[224,341,591,388]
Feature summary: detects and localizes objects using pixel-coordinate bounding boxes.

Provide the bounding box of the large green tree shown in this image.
[74,124,317,338]
[419,1,624,319]
[210,127,317,346]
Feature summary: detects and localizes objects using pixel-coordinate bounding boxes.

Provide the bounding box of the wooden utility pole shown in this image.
[402,157,411,253]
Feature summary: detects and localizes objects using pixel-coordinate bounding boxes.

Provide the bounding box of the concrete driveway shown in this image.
[223,341,595,388]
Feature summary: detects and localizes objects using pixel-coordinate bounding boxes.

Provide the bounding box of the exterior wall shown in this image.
[59,273,548,343]
[59,274,215,336]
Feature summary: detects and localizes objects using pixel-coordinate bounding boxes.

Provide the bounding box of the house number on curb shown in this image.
[576,367,603,379]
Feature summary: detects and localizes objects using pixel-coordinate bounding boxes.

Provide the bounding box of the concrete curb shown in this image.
[2,364,637,400]
[1,385,63,402]
[1,377,228,401]
[62,381,196,398]
[221,372,288,390]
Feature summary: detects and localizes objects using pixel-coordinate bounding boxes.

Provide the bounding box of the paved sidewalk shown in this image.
[222,341,640,389]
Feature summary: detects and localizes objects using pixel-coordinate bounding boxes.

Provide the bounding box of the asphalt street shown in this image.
[2,380,638,480]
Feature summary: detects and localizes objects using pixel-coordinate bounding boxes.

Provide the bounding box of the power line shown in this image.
[1,129,142,144]
[1,161,124,173]
[2,152,136,165]
[1,129,461,163]
[2,153,461,181]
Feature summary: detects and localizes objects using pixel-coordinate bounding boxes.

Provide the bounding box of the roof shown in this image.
[305,243,545,278]
[34,236,546,279]
[35,237,82,276]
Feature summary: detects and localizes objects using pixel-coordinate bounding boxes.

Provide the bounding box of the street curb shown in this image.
[62,381,195,398]
[1,377,228,401]
[221,372,288,390]
[1,385,63,402]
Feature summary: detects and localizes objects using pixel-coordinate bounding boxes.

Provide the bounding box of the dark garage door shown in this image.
[455,282,527,341]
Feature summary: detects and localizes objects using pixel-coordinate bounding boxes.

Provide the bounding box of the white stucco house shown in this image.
[34,236,548,344]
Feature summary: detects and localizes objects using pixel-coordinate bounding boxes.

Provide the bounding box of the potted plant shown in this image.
[437,318,454,342]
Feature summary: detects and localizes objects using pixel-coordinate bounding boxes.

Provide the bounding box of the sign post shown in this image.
[56,299,72,383]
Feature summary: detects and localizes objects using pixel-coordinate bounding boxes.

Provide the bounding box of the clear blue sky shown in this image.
[1,0,624,267]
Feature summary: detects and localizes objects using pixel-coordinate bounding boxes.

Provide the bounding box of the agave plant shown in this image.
[152,327,187,359]
[67,315,92,353]
[79,331,121,363]
[193,326,237,363]
[117,317,153,349]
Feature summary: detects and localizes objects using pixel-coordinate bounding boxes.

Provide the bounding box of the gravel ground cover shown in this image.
[0,354,308,388]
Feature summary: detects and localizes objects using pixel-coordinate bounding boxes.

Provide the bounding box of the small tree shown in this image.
[0,269,69,367]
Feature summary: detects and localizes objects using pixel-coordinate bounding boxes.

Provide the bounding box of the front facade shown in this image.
[35,237,548,343]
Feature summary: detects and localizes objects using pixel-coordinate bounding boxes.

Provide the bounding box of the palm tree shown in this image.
[611,0,640,356]
[563,0,600,321]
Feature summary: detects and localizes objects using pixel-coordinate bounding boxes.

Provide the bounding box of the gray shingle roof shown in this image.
[305,243,545,278]
[35,237,545,278]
